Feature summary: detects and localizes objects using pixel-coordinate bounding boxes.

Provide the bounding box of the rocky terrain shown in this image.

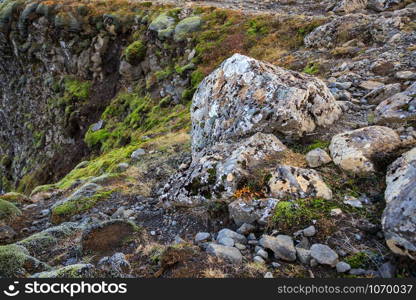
[0,0,415,278]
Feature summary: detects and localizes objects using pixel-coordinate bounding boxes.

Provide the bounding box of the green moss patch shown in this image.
[271,198,337,233]
[51,189,116,223]
[0,199,22,222]
[125,40,147,65]
[0,244,29,277]
[0,192,29,204]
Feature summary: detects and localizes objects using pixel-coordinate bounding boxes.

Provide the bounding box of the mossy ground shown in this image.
[0,244,29,277]
[0,199,22,222]
[51,189,116,223]
[0,192,29,204]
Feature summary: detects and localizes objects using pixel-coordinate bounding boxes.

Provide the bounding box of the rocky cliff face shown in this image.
[0,0,122,192]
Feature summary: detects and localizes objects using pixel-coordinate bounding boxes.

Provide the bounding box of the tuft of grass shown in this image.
[303,62,320,75]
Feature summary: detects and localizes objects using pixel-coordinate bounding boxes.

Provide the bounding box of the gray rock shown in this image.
[248,233,256,240]
[259,235,296,262]
[264,272,274,278]
[378,262,396,278]
[160,133,287,206]
[268,166,333,200]
[364,83,401,105]
[303,225,316,237]
[235,243,246,250]
[97,253,131,277]
[395,71,416,80]
[229,198,278,226]
[253,256,266,264]
[343,196,363,208]
[131,148,145,159]
[368,0,404,12]
[195,232,211,243]
[382,147,416,259]
[173,235,186,245]
[349,268,367,276]
[236,223,256,235]
[333,0,368,13]
[306,148,332,168]
[329,126,401,174]
[336,261,351,273]
[256,248,269,260]
[310,244,339,267]
[192,54,341,154]
[296,247,312,264]
[218,237,235,247]
[116,163,129,172]
[206,243,243,264]
[217,229,246,244]
[375,82,416,125]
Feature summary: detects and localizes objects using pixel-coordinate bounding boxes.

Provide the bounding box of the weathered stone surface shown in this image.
[336,261,351,273]
[174,16,202,42]
[206,243,243,264]
[259,234,296,261]
[305,14,372,49]
[217,228,246,244]
[195,232,211,243]
[229,198,278,226]
[364,83,402,105]
[97,252,131,277]
[310,244,339,267]
[382,147,416,259]
[306,148,332,168]
[191,54,341,154]
[296,247,312,264]
[160,133,287,205]
[375,82,416,125]
[333,0,368,13]
[268,166,333,200]
[329,126,401,174]
[368,0,404,12]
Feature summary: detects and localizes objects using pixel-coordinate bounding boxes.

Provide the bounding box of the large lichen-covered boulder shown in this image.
[382,147,416,259]
[375,82,416,126]
[191,54,341,154]
[329,126,401,174]
[174,16,202,42]
[268,166,333,200]
[160,133,289,206]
